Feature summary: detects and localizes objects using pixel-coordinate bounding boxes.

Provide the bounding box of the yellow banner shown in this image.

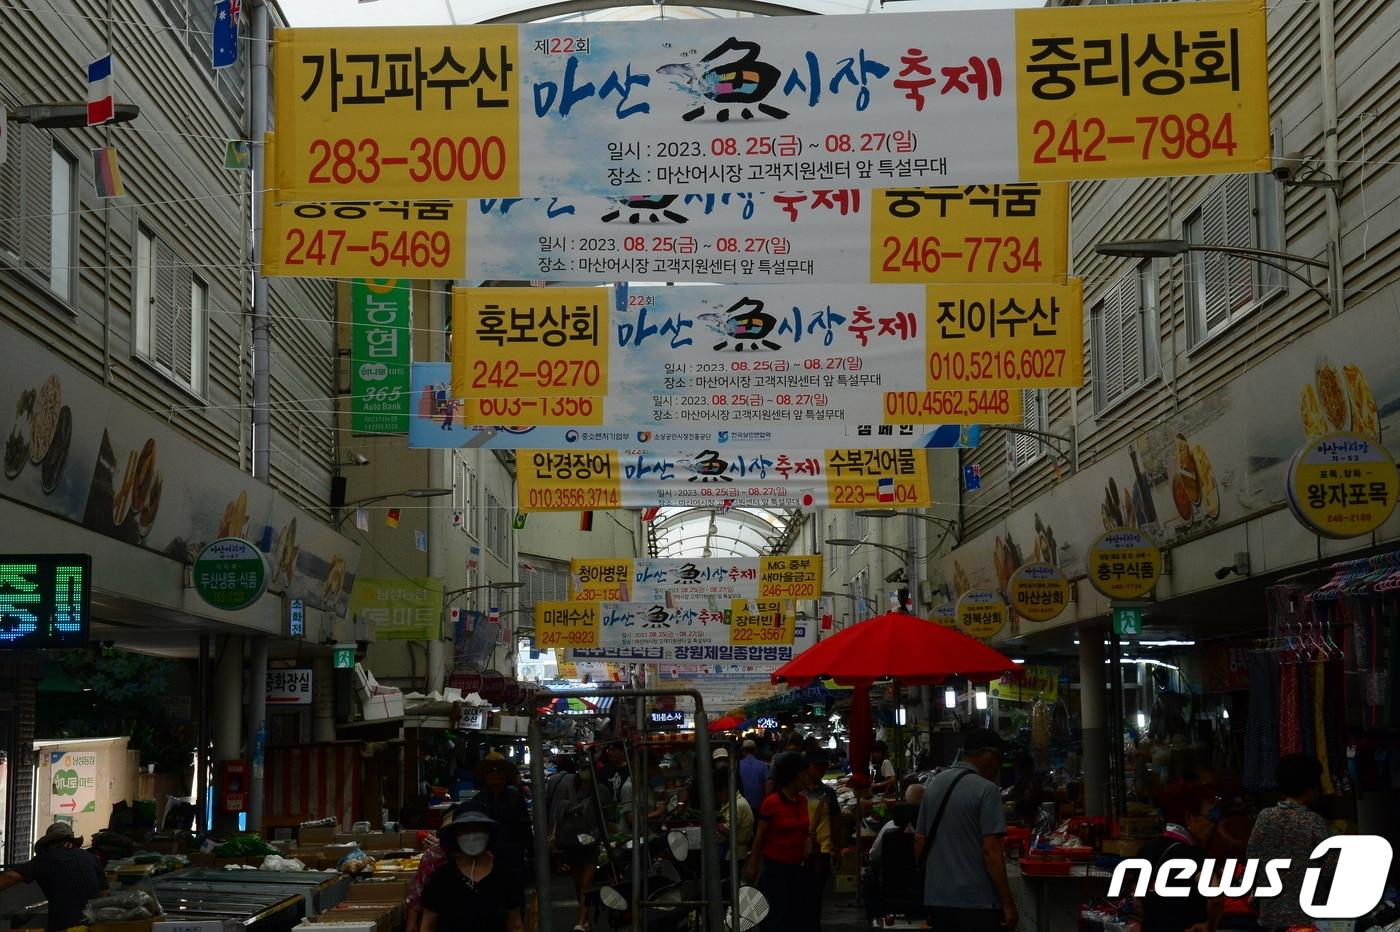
[535,602,602,649]
[882,389,1023,426]
[729,599,796,646]
[272,26,520,200]
[517,451,622,512]
[988,664,1060,704]
[461,396,606,427]
[1014,0,1270,180]
[758,556,822,600]
[570,559,632,602]
[824,450,932,510]
[262,136,469,279]
[451,288,608,400]
[870,184,1069,284]
[924,280,1084,389]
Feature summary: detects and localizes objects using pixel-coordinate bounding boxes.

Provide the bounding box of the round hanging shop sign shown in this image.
[1007,561,1071,623]
[1287,432,1399,539]
[1087,528,1161,600]
[929,602,957,629]
[192,537,268,611]
[955,588,1007,640]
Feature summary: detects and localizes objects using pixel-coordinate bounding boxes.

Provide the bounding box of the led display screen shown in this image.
[0,554,91,649]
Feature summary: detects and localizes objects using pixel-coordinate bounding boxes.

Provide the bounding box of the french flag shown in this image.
[87,53,115,126]
[877,476,895,503]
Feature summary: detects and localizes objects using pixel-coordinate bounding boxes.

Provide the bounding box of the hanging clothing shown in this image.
[1243,652,1280,791]
[1279,661,1303,756]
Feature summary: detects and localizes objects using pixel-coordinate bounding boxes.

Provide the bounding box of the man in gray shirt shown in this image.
[913,728,1016,932]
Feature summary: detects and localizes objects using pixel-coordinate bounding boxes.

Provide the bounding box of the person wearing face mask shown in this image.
[464,758,533,878]
[421,811,525,932]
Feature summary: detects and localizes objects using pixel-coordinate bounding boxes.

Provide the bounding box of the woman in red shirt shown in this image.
[745,751,810,932]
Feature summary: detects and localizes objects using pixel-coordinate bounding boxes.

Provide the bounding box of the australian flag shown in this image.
[213,0,239,69]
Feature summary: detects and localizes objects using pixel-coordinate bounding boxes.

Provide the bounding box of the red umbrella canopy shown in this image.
[770,610,1015,687]
[708,714,746,731]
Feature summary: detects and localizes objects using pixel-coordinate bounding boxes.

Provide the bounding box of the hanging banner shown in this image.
[350,280,412,434]
[535,600,795,650]
[569,616,817,664]
[569,556,822,602]
[450,282,1082,405]
[1286,432,1399,539]
[348,577,444,640]
[409,362,978,450]
[515,448,931,512]
[264,183,1068,285]
[987,664,1060,703]
[271,3,1267,201]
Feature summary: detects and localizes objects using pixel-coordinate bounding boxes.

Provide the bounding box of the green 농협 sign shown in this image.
[193,538,267,611]
[351,279,412,435]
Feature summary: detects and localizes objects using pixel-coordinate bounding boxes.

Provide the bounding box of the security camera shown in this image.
[1272,151,1307,184]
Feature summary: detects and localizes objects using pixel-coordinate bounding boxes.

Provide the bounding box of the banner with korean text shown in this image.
[535,600,795,651]
[262,169,1068,285]
[450,283,1080,426]
[569,556,822,602]
[350,279,412,434]
[567,616,817,664]
[348,577,444,640]
[516,448,932,512]
[272,2,1267,200]
[409,362,979,451]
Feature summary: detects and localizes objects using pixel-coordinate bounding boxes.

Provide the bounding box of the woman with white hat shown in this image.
[421,811,525,932]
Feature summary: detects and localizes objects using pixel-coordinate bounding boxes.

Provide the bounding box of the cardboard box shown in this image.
[347,880,407,904]
[361,833,402,851]
[362,692,405,720]
[300,825,337,846]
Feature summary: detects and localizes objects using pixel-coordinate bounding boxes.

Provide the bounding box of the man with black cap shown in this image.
[913,728,1016,932]
[0,822,107,931]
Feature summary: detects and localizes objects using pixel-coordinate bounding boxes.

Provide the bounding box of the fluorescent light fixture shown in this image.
[1140,640,1196,647]
[1011,658,1026,664]
[895,707,908,726]
[944,688,957,709]
[974,689,988,710]
[1221,708,1230,720]
[1135,712,1147,729]
[827,736,838,749]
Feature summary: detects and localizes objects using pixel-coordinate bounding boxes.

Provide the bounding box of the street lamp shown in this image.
[855,509,957,530]
[444,581,524,604]
[824,538,911,561]
[1094,238,1336,313]
[334,488,452,528]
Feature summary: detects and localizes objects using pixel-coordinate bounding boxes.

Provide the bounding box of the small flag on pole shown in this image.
[86,53,115,126]
[92,147,124,198]
[385,508,400,528]
[877,476,895,503]
[963,464,982,492]
[580,511,594,532]
[521,560,536,573]
[414,529,427,552]
[641,506,661,522]
[512,512,528,530]
[212,0,241,69]
[355,507,368,531]
[224,139,250,170]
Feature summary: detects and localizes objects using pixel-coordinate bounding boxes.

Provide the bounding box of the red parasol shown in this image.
[771,611,1015,789]
[708,714,746,731]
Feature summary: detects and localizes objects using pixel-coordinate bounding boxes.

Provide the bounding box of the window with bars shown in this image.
[1184,173,1282,347]
[851,569,871,620]
[0,122,75,305]
[134,226,207,394]
[1008,390,1047,474]
[485,491,509,557]
[1092,262,1160,411]
[846,510,869,540]
[521,557,569,608]
[453,457,481,539]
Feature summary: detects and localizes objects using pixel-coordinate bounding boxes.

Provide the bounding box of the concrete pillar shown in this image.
[427,446,447,694]
[311,655,336,743]
[1077,624,1108,818]
[212,636,244,834]
[248,638,268,832]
